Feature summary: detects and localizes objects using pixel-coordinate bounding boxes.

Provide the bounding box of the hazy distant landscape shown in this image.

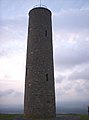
[56,101,89,114]
[0,101,88,114]
[0,106,87,115]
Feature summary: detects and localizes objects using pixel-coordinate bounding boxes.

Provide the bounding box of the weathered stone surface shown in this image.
[24,7,56,119]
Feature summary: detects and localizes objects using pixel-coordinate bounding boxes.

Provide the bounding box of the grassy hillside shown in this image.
[0,114,23,120]
[0,114,89,120]
[79,114,89,120]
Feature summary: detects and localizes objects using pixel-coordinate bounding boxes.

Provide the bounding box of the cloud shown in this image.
[0,89,14,97]
[0,89,23,105]
[0,0,34,19]
[0,16,27,59]
[53,1,89,103]
[14,92,23,98]
[0,76,24,92]
[56,88,66,96]
[69,65,89,80]
[48,0,89,12]
[63,84,73,91]
[55,75,65,83]
[84,81,89,90]
[56,79,89,102]
[0,89,23,98]
[54,31,89,69]
[53,8,89,31]
[0,16,27,43]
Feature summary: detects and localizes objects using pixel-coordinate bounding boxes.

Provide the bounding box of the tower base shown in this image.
[24,113,56,119]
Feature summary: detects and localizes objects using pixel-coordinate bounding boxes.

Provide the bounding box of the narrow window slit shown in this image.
[45,30,47,37]
[46,73,48,81]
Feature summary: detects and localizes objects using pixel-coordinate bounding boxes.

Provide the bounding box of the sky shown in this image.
[0,0,89,111]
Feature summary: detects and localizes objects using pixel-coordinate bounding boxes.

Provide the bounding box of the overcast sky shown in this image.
[0,0,89,109]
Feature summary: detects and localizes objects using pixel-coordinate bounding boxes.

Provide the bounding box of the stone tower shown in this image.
[24,7,56,119]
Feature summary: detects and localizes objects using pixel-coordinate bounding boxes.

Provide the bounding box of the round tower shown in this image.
[24,7,56,119]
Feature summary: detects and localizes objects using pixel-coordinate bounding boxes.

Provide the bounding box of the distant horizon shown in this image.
[0,100,88,114]
[0,106,88,115]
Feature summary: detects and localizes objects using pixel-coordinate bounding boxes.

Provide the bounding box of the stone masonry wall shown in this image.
[24,7,56,119]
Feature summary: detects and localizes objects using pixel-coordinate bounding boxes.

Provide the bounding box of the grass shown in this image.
[78,114,89,120]
[0,114,24,120]
[69,114,89,120]
[0,114,89,120]
[67,114,89,120]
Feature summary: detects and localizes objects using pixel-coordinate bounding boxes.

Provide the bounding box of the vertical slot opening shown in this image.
[45,30,47,37]
[46,73,48,81]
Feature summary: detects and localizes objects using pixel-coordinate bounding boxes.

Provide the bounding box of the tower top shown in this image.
[29,7,51,16]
